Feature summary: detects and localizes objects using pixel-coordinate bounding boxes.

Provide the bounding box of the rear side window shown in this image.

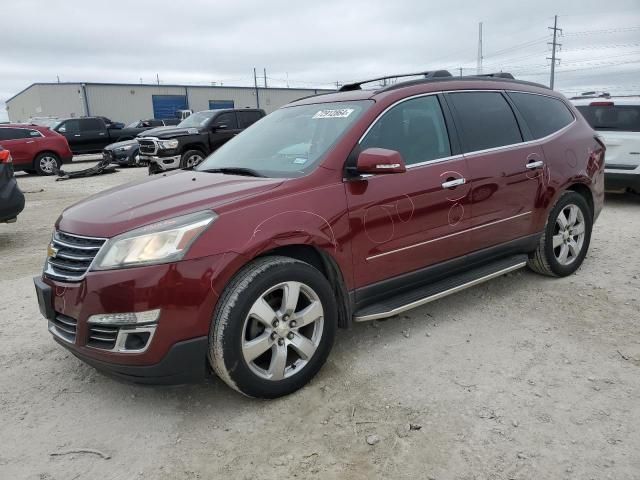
[212,112,238,129]
[237,111,263,129]
[509,92,574,139]
[0,128,29,140]
[447,92,522,152]
[81,118,105,132]
[360,95,451,165]
[576,105,640,132]
[58,120,80,134]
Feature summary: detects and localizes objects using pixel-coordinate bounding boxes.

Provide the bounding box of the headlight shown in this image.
[158,139,179,149]
[115,145,133,152]
[93,210,217,270]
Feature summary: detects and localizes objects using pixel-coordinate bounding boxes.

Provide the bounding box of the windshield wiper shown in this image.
[198,167,265,177]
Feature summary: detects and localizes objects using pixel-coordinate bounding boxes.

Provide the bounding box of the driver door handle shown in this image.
[441,178,466,189]
[526,160,544,169]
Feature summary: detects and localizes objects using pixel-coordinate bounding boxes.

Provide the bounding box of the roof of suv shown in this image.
[1,123,52,132]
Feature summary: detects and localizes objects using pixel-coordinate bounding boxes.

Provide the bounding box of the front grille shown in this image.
[138,139,157,155]
[87,325,119,350]
[44,231,107,282]
[50,313,78,343]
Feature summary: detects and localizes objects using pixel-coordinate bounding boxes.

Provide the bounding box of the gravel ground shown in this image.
[1,163,639,480]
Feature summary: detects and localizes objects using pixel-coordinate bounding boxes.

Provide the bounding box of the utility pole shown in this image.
[458,67,463,77]
[477,22,483,75]
[263,68,268,88]
[547,15,562,89]
[253,68,260,108]
[57,75,60,83]
[156,73,160,86]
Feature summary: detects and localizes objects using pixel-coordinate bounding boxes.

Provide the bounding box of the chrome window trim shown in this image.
[366,211,532,261]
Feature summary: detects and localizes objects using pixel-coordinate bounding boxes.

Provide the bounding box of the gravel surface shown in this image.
[1,164,639,479]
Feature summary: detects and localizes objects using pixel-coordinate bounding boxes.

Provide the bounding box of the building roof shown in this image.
[5,82,335,104]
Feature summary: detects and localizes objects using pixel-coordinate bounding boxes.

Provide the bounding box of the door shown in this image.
[0,128,35,165]
[446,91,546,250]
[152,95,188,119]
[79,118,109,151]
[345,94,472,289]
[208,112,240,152]
[55,119,82,153]
[237,110,264,129]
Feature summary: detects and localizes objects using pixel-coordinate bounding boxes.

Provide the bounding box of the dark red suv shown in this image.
[33,72,604,398]
[0,124,73,175]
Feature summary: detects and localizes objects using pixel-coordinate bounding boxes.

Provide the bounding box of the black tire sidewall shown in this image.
[180,150,204,169]
[544,192,593,276]
[215,260,337,398]
[34,153,61,176]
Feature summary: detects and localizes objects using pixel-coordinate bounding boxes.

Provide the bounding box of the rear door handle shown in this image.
[526,160,544,169]
[441,178,466,189]
[74,134,81,137]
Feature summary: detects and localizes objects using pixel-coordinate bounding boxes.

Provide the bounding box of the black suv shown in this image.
[138,109,265,174]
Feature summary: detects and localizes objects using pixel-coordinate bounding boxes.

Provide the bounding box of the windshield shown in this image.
[196,101,371,178]
[178,111,217,128]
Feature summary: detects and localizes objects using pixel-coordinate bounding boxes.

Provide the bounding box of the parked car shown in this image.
[139,108,266,173]
[0,124,73,175]
[52,117,153,154]
[34,71,604,398]
[0,147,25,223]
[572,95,640,193]
[102,139,141,167]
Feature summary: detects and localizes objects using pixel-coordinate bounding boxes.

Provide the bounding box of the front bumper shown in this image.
[34,252,246,384]
[605,169,640,192]
[140,154,181,171]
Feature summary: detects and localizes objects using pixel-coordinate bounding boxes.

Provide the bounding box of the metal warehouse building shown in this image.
[5,83,334,124]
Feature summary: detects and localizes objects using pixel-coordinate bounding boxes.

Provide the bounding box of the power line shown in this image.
[564,26,640,36]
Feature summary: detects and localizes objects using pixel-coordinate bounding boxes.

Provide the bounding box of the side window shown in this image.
[447,92,523,152]
[80,118,105,132]
[509,92,574,138]
[212,112,238,129]
[360,96,451,165]
[28,129,43,137]
[0,128,23,140]
[237,111,263,129]
[58,120,80,134]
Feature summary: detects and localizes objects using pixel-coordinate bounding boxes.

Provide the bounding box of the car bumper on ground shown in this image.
[141,154,181,171]
[605,169,640,191]
[33,252,243,384]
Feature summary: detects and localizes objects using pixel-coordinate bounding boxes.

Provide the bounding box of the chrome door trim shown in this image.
[366,211,532,261]
[353,261,527,321]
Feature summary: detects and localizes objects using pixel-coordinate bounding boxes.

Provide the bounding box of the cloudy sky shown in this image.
[2,0,639,121]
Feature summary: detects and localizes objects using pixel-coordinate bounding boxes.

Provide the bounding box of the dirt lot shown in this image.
[1,162,639,480]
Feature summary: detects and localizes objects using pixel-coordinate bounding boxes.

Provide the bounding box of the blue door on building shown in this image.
[152,95,188,119]
[209,100,235,110]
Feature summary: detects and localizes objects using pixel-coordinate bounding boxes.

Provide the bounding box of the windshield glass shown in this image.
[196,101,371,178]
[126,121,140,129]
[178,111,217,128]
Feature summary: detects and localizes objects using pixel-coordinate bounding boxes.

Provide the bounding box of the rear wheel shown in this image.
[34,153,61,176]
[180,150,204,169]
[528,191,592,277]
[209,256,337,398]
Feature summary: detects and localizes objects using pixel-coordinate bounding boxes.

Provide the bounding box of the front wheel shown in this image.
[209,256,337,398]
[528,191,593,277]
[180,150,204,169]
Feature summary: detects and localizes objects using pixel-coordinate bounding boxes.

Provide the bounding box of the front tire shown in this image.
[180,150,204,169]
[528,191,592,277]
[209,256,337,398]
[34,153,61,176]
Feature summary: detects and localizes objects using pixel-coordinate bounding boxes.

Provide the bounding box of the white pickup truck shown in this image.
[572,95,640,193]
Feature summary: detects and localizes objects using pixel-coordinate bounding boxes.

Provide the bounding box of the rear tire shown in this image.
[180,150,204,169]
[528,191,592,277]
[209,256,337,398]
[34,153,61,176]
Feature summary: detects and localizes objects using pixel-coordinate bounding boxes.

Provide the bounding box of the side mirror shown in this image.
[356,148,406,174]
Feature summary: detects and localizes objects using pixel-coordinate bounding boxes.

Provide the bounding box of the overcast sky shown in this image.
[2,0,639,121]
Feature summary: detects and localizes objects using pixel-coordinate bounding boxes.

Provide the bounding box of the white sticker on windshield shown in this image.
[313,108,355,119]
[293,158,307,164]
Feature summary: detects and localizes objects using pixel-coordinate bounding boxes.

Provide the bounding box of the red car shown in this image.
[34,71,605,398]
[0,124,73,175]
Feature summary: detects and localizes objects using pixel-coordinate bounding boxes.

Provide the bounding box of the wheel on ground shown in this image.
[34,153,61,175]
[209,256,337,398]
[528,191,593,277]
[180,150,204,169]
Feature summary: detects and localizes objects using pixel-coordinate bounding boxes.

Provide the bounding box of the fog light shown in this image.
[88,309,160,325]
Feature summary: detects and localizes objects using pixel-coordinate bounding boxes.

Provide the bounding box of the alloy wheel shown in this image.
[186,154,203,168]
[552,203,585,266]
[242,281,324,381]
[39,156,58,174]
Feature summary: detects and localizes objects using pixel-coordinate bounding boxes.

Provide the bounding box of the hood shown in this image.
[140,126,202,139]
[58,170,284,237]
[104,139,138,150]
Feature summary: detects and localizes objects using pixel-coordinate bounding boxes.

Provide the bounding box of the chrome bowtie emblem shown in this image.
[47,244,59,259]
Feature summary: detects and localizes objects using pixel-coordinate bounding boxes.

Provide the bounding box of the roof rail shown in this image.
[339,70,453,91]
[465,72,515,79]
